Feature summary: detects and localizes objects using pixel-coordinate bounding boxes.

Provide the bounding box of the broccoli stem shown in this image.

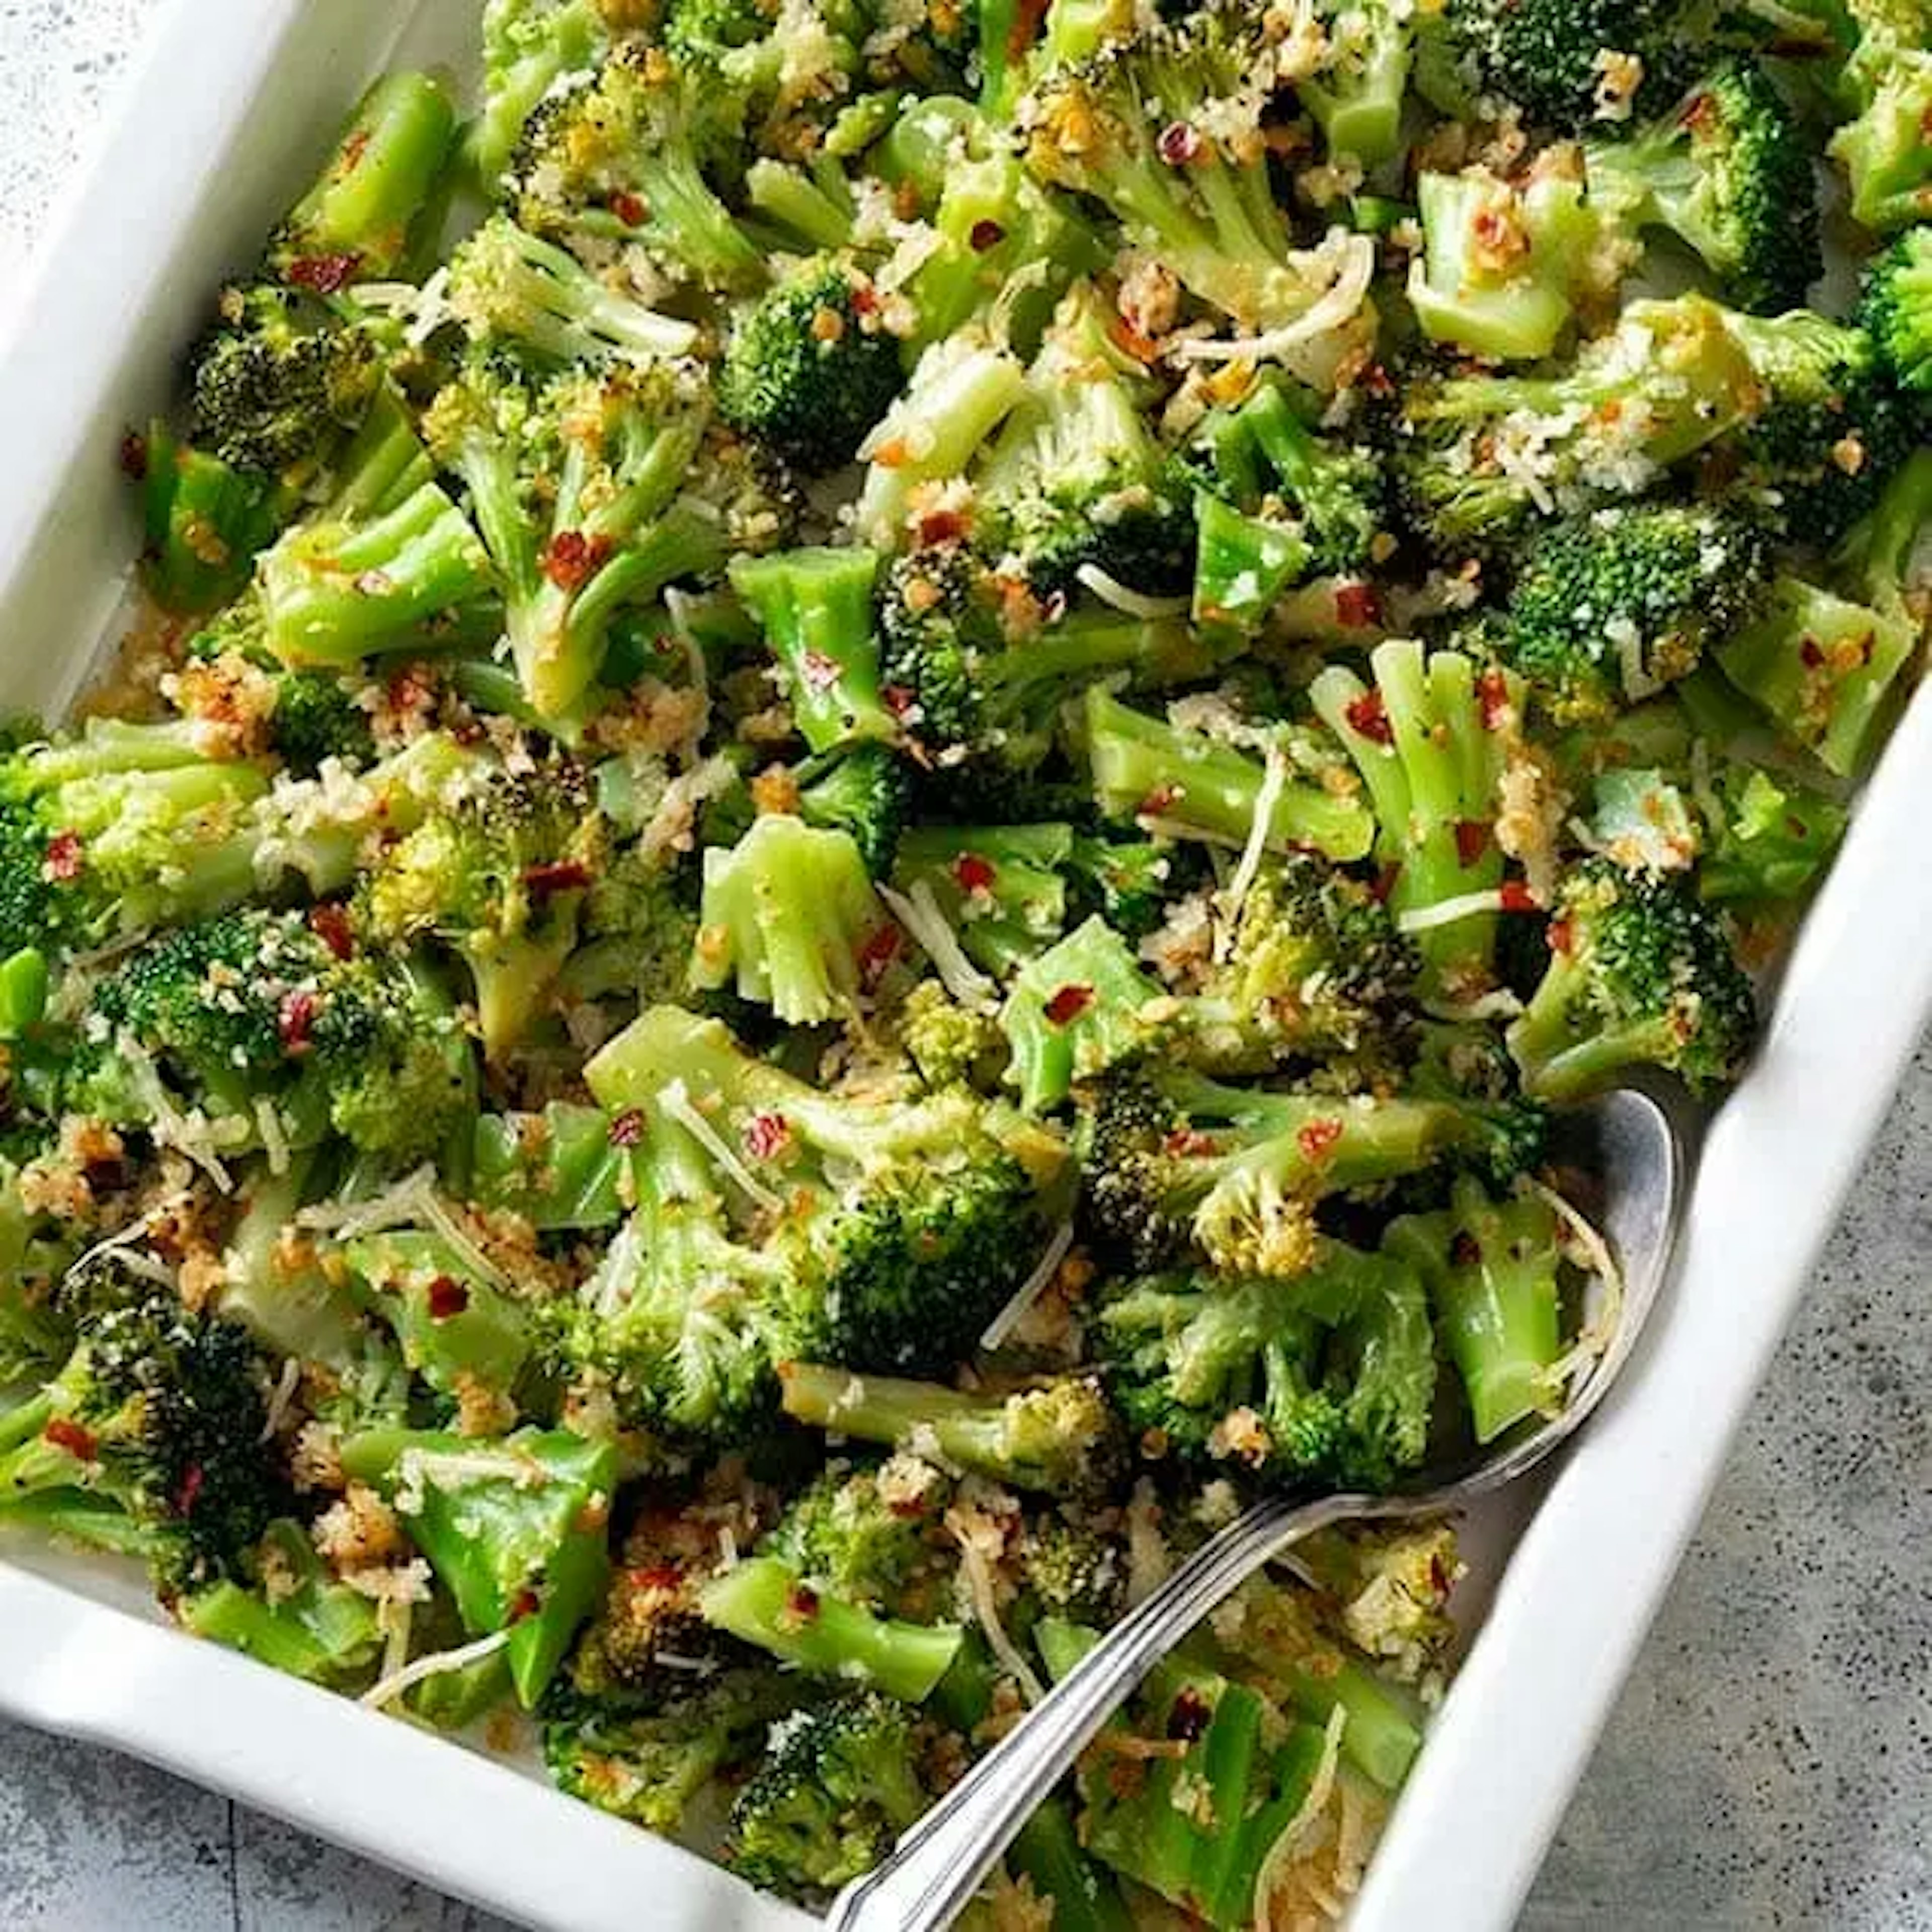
[745,157,858,252]
[730,547,895,752]
[892,824,1072,976]
[1081,688,1375,863]
[986,613,1226,724]
[698,1554,963,1701]
[1280,1652,1422,1791]
[1003,916,1165,1112]
[1300,7,1411,164]
[141,422,287,613]
[1505,954,1686,1101]
[275,73,459,284]
[1010,1799,1134,1932]
[1192,491,1313,632]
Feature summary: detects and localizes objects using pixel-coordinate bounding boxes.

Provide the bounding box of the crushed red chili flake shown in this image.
[1158,120,1202,165]
[744,1111,792,1160]
[1139,782,1181,817]
[609,190,648,227]
[1370,861,1401,903]
[1164,1128,1218,1157]
[510,1589,541,1622]
[1007,0,1048,59]
[1498,881,1538,913]
[915,505,968,546]
[1166,1686,1212,1742]
[1477,667,1512,729]
[426,1275,470,1320]
[969,218,1006,252]
[1454,819,1491,866]
[609,1108,647,1149]
[1345,689,1393,744]
[43,1417,97,1461]
[1108,314,1160,363]
[175,1464,205,1515]
[284,252,362,295]
[278,990,318,1056]
[627,1563,684,1593]
[800,649,843,693]
[953,852,997,894]
[1547,916,1574,955]
[1333,580,1382,628]
[882,683,920,718]
[523,859,593,902]
[786,1582,821,1621]
[42,831,83,883]
[118,432,148,480]
[545,530,613,592]
[309,902,356,959]
[1043,983,1094,1027]
[1297,1117,1344,1161]
[1451,1230,1482,1266]
[1799,636,1825,668]
[857,922,902,989]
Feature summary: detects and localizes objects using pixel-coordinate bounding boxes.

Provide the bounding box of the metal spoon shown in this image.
[827,1084,1691,1932]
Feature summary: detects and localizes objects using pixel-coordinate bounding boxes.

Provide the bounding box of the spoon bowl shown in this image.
[827,1083,1692,1932]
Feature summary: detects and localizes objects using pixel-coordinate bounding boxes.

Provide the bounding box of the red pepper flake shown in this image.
[1333,580,1382,629]
[1297,1117,1344,1162]
[608,1108,647,1149]
[1043,983,1094,1027]
[953,852,997,895]
[545,530,613,592]
[786,1582,821,1622]
[1799,635,1825,668]
[1139,782,1180,817]
[744,1111,792,1161]
[175,1463,205,1516]
[523,859,592,902]
[339,129,372,175]
[1451,1230,1482,1266]
[1498,881,1538,913]
[426,1275,470,1320]
[850,280,879,316]
[1454,819,1491,867]
[1370,862,1400,903]
[609,190,648,227]
[277,990,318,1056]
[799,649,843,694]
[857,922,902,991]
[118,432,148,480]
[1164,1128,1218,1157]
[1344,689,1393,745]
[43,1417,96,1461]
[1108,314,1160,364]
[1006,0,1048,61]
[1158,120,1202,166]
[284,252,363,295]
[627,1564,684,1593]
[969,218,1006,253]
[42,831,83,883]
[1477,667,1512,729]
[914,505,967,546]
[1681,90,1717,134]
[308,902,356,959]
[509,1589,541,1623]
[1166,1686,1212,1742]
[882,683,920,719]
[1547,917,1574,956]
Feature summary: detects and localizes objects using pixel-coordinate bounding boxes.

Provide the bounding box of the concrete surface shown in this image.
[0,5,1923,1925]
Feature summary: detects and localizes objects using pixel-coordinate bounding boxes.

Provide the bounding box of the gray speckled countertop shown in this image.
[0,6,1926,1927]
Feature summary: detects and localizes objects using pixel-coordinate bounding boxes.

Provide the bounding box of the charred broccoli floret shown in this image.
[1858,224,1932,394]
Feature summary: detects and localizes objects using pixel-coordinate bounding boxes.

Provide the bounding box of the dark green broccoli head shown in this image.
[764,1458,953,1617]
[717,262,904,471]
[795,743,913,878]
[1499,502,1771,722]
[662,0,773,60]
[188,285,380,477]
[1018,1513,1124,1625]
[876,545,1004,754]
[267,670,375,773]
[728,1692,932,1898]
[1442,0,1691,130]
[1092,1245,1437,1492]
[1065,833,1187,943]
[1507,856,1757,1098]
[1858,223,1932,394]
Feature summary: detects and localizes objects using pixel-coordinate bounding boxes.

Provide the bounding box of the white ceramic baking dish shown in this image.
[0,4,1924,1927]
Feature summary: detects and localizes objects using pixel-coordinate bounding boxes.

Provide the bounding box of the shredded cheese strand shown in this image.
[1532,1178,1626,1396]
[878,880,999,1013]
[1073,565,1190,620]
[953,1526,1044,1707]
[1251,1705,1349,1928]
[1394,887,1510,935]
[1216,743,1289,963]
[1175,234,1375,365]
[359,1627,512,1711]
[658,1078,783,1214]
[979,1219,1076,1352]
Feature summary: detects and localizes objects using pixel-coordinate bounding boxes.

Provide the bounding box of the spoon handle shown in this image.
[825,1487,1378,1932]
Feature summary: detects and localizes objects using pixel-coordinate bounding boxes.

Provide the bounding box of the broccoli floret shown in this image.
[1858,224,1932,394]
[1311,642,1522,997]
[270,72,458,287]
[471,0,627,183]
[1064,832,1181,942]
[1017,1514,1124,1627]
[444,215,700,366]
[587,1004,1074,1380]
[1079,688,1377,866]
[1002,916,1169,1112]
[137,421,292,614]
[1385,1176,1567,1444]
[1092,1243,1436,1491]
[0,1279,286,1594]
[891,824,1072,978]
[780,1362,1120,1493]
[764,1457,955,1617]
[1495,503,1772,723]
[1437,0,1693,131]
[1408,164,1597,361]
[793,744,912,878]
[507,48,763,291]
[1020,3,1366,342]
[1392,294,1762,556]
[729,546,897,751]
[426,360,724,722]
[1184,857,1419,1073]
[718,261,905,471]
[186,285,382,479]
[1083,1062,1543,1279]
[727,1693,934,1897]
[1828,7,1932,234]
[360,756,599,1059]
[1506,857,1756,1097]
[1584,61,1821,314]
[700,1556,964,1700]
[264,669,376,774]
[543,1666,793,1831]
[895,979,1008,1089]
[692,814,896,1024]
[1301,0,1415,165]
[974,283,1195,599]
[1696,763,1847,908]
